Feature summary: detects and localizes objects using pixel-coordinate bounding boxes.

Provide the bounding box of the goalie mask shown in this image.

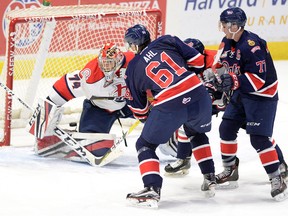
[98,43,124,84]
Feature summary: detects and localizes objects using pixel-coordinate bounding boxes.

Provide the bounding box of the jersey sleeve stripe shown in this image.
[244,72,265,91]
[249,80,278,98]
[187,53,205,68]
[53,74,76,101]
[127,100,150,115]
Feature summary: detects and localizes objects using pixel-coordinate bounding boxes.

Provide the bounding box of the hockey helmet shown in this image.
[124,24,151,54]
[220,7,247,27]
[98,42,124,83]
[184,38,205,54]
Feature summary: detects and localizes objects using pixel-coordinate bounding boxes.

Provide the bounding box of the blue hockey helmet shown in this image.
[220,7,247,27]
[124,24,151,54]
[184,38,205,54]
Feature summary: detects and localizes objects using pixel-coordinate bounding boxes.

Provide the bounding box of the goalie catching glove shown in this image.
[214,72,239,92]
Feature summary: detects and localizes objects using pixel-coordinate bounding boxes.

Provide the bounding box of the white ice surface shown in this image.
[0,61,287,215]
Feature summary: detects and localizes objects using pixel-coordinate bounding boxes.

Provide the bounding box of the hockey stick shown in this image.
[90,95,125,102]
[123,119,140,139]
[0,81,100,166]
[210,42,233,103]
[36,132,116,162]
[38,119,140,166]
[117,117,128,147]
[99,119,140,166]
[211,42,225,83]
[90,96,125,101]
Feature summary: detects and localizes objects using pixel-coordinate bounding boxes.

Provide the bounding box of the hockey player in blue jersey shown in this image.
[162,39,288,181]
[162,38,229,176]
[214,7,287,201]
[123,24,216,208]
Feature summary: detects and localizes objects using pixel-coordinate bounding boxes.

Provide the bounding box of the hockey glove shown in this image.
[214,73,239,92]
[204,82,217,101]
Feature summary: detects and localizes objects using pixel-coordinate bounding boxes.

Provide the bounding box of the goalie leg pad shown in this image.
[35,135,67,158]
[158,131,178,157]
[35,132,123,165]
[27,98,64,139]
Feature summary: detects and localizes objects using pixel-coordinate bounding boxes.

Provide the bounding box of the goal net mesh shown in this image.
[0,4,161,146]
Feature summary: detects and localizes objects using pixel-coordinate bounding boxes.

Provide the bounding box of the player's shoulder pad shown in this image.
[123,51,135,67]
[80,58,104,83]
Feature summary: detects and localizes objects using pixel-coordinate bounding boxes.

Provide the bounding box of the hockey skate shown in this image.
[201,173,216,198]
[126,186,161,208]
[270,175,288,201]
[280,162,288,183]
[164,157,191,176]
[216,157,239,189]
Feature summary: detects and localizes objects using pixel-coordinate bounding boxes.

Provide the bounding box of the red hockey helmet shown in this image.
[98,43,124,83]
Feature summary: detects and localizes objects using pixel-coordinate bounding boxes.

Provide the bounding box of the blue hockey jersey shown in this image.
[220,30,278,101]
[124,35,206,118]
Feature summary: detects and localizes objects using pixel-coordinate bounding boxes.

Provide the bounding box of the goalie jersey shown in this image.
[47,52,135,112]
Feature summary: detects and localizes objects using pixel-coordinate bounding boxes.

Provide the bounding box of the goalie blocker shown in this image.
[27,98,124,166]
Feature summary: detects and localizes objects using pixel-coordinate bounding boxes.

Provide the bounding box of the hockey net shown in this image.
[0,4,162,146]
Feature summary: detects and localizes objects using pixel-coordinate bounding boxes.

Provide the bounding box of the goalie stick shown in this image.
[0,81,107,166]
[1,81,141,166]
[34,119,140,166]
[35,132,117,166]
[90,95,125,101]
[99,119,140,166]
[117,119,140,144]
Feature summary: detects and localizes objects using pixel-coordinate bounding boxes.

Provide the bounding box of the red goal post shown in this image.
[0,4,162,146]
